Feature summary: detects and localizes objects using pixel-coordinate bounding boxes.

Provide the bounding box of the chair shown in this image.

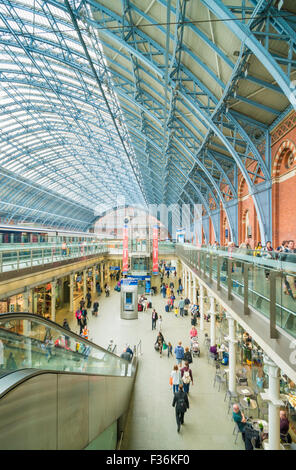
[237,377,248,386]
[233,421,243,445]
[213,373,227,392]
[250,389,261,418]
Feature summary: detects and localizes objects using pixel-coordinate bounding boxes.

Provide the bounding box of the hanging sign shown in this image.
[152,225,158,275]
[122,224,129,274]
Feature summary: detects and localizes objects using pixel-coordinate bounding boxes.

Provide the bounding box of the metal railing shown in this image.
[0,242,108,273]
[177,243,296,339]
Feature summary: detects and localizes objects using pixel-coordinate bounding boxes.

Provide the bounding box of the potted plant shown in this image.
[259,422,264,432]
[247,397,251,405]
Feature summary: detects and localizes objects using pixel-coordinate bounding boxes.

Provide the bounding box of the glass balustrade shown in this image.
[0,314,132,377]
[0,243,108,273]
[176,243,296,339]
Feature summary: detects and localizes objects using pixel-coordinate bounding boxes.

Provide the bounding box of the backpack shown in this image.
[177,396,187,413]
[183,370,191,384]
[184,352,192,364]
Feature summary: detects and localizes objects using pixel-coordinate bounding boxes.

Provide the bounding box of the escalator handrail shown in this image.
[0,364,138,401]
[0,312,127,362]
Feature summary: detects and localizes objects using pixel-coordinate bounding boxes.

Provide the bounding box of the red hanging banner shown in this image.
[122,224,129,274]
[152,225,158,275]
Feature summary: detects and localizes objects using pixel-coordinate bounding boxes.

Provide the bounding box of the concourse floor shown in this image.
[56,276,245,450]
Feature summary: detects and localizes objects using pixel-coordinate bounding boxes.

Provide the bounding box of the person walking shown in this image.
[157,314,163,332]
[152,309,158,330]
[75,309,82,333]
[170,364,181,394]
[92,300,99,317]
[178,297,185,317]
[161,284,166,298]
[167,341,173,358]
[181,361,194,394]
[156,331,165,358]
[86,290,92,308]
[172,384,189,432]
[190,326,198,339]
[183,347,193,366]
[174,341,185,367]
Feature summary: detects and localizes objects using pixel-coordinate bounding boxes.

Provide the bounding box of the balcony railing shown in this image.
[177,243,296,339]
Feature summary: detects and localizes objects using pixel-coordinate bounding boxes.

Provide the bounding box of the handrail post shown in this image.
[17,250,20,270]
[217,256,221,291]
[269,271,278,339]
[0,251,2,273]
[209,254,212,283]
[227,259,232,301]
[243,262,249,315]
[30,249,33,267]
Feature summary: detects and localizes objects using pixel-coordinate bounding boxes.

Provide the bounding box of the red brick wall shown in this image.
[271,118,296,247]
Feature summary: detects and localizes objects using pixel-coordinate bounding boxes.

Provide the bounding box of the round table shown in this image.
[252,419,269,433]
[237,386,254,396]
[240,397,257,409]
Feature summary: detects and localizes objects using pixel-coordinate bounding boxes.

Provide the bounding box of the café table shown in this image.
[239,397,257,417]
[251,419,269,433]
[237,386,254,396]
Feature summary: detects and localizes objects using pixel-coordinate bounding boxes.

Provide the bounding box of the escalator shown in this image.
[0,313,137,450]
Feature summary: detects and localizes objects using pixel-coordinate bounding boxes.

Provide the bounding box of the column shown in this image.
[192,275,196,304]
[100,263,104,287]
[227,313,237,394]
[51,280,57,322]
[83,269,87,299]
[261,355,283,450]
[185,269,188,297]
[69,273,74,313]
[189,270,192,301]
[182,268,185,294]
[209,296,216,347]
[199,284,205,332]
[92,266,96,295]
[23,288,30,312]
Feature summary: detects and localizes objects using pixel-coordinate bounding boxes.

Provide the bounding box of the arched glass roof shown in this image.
[0,0,296,237]
[0,0,146,227]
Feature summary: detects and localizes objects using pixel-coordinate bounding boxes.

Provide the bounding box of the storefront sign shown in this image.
[152,225,158,275]
[122,224,129,274]
[109,266,120,271]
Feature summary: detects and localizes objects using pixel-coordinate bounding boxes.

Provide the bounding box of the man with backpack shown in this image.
[172,384,189,432]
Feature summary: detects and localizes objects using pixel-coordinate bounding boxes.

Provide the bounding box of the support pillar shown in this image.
[69,273,74,313]
[261,355,283,450]
[101,263,104,287]
[51,280,57,323]
[92,266,96,295]
[209,296,216,347]
[185,269,188,297]
[199,284,205,332]
[227,313,237,394]
[83,269,87,300]
[23,288,30,312]
[192,275,196,304]
[188,270,191,301]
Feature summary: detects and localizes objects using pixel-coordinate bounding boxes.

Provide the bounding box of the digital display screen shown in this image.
[126,293,132,304]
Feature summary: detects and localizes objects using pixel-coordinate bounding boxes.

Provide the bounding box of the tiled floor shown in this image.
[55,275,245,450]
